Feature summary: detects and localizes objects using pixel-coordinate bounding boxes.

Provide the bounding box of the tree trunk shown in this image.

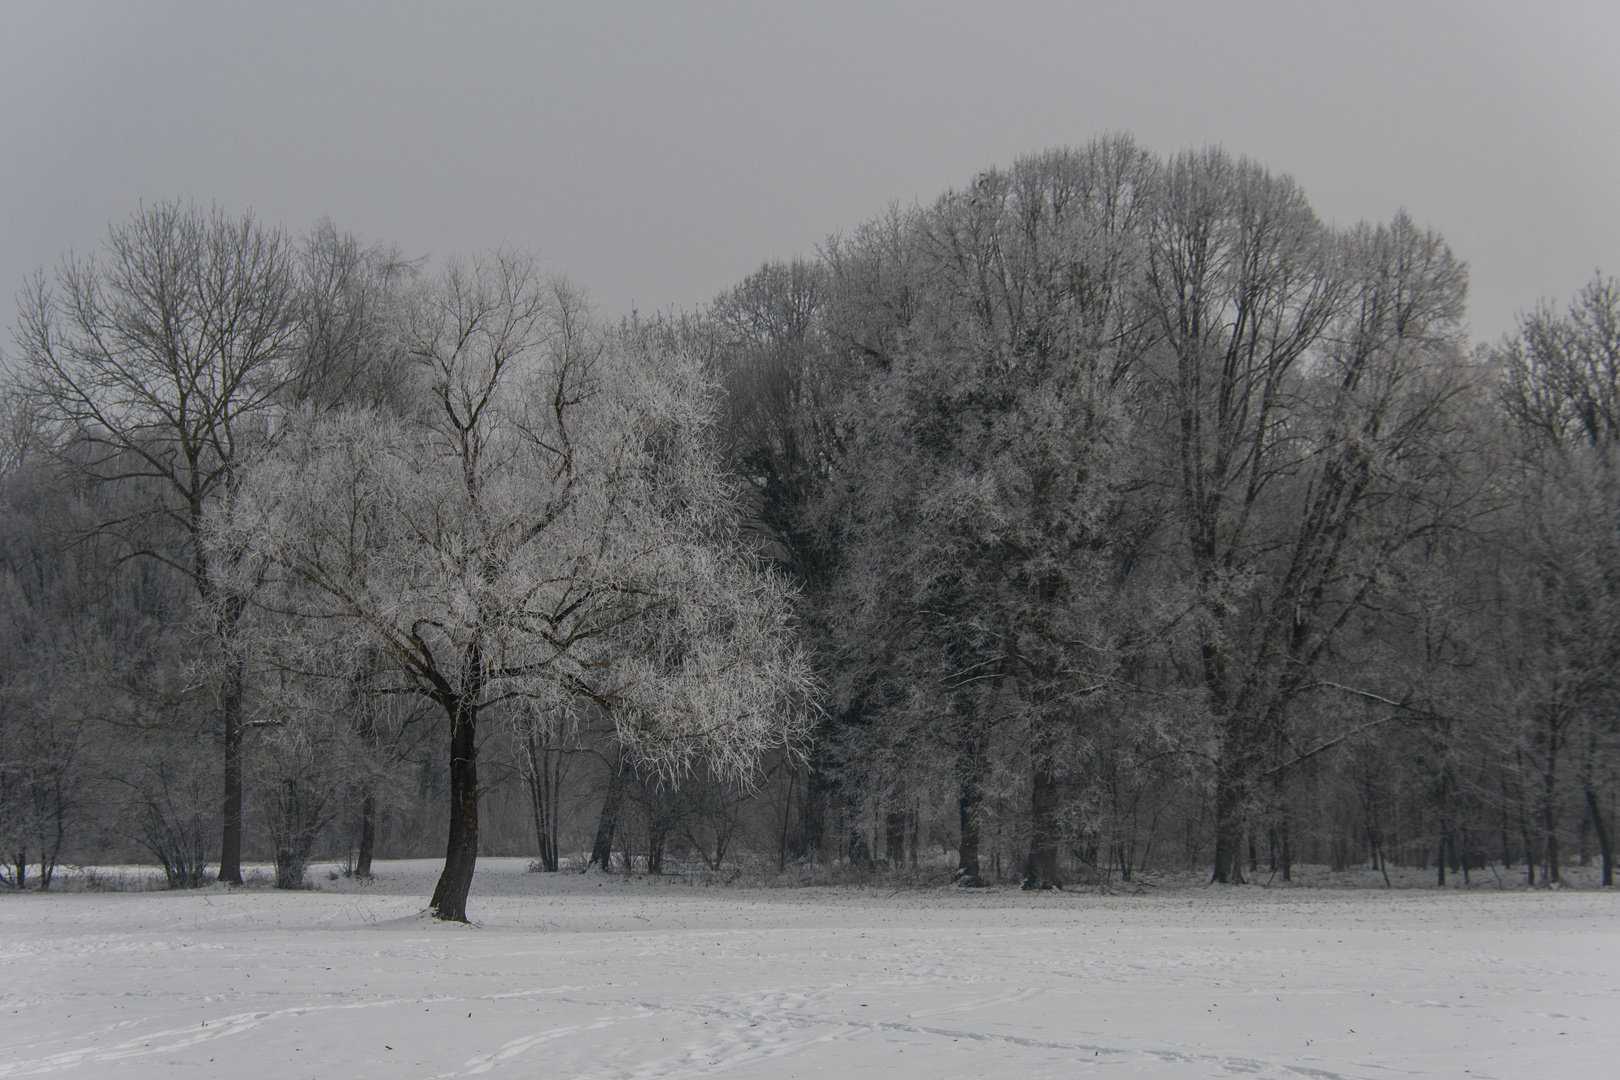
[1585,787,1613,887]
[589,750,626,870]
[355,788,376,878]
[957,783,983,882]
[777,768,795,872]
[798,763,827,863]
[1515,753,1536,884]
[1542,741,1562,884]
[884,808,907,870]
[524,731,561,872]
[1518,803,1537,885]
[956,735,987,885]
[274,778,316,889]
[1211,752,1248,884]
[621,807,635,875]
[1279,814,1292,883]
[648,819,667,876]
[354,663,379,879]
[848,821,871,867]
[36,782,67,891]
[1436,769,1450,887]
[218,660,245,885]
[430,692,479,921]
[1023,764,1060,890]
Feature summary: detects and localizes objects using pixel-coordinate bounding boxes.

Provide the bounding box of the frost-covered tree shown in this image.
[1143,151,1476,881]
[210,255,814,920]
[0,471,92,890]
[804,143,1480,887]
[1496,275,1620,885]
[816,138,1162,886]
[11,202,303,884]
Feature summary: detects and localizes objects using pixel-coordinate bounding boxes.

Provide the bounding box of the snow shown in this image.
[2,860,1614,1078]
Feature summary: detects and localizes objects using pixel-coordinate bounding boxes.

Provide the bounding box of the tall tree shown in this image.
[210,255,814,920]
[818,138,1159,886]
[1144,147,1473,881]
[12,202,302,884]
[1498,274,1620,884]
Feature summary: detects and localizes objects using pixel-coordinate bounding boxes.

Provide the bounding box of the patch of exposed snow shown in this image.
[1,859,1613,1077]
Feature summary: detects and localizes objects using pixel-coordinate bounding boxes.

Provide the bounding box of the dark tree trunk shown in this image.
[524,731,562,872]
[956,736,987,885]
[648,821,667,876]
[1515,753,1536,884]
[354,664,379,879]
[777,768,795,872]
[355,788,376,878]
[645,779,676,877]
[589,750,626,870]
[34,781,67,891]
[621,810,635,875]
[884,808,907,870]
[1585,787,1612,887]
[1437,769,1451,887]
[1211,752,1248,884]
[1519,807,1537,885]
[1279,813,1292,883]
[273,778,325,890]
[848,824,871,867]
[1023,765,1060,890]
[218,660,245,885]
[957,786,983,881]
[797,764,827,863]
[430,692,480,921]
[1543,761,1562,884]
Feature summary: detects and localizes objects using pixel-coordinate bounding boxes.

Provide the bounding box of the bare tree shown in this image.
[286,220,417,413]
[514,701,578,872]
[12,202,302,884]
[1144,150,1473,881]
[1497,274,1620,884]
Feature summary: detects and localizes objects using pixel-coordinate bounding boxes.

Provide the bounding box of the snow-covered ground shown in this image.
[1,860,1614,1078]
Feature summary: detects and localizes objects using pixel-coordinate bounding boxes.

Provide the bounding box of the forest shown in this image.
[3,135,1617,916]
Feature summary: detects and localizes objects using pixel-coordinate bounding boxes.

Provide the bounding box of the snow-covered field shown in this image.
[2,860,1614,1078]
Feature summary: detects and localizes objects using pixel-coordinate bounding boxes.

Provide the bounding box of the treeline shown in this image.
[2,136,1616,905]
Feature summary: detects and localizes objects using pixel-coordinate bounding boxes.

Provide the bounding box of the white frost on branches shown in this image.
[208,256,813,785]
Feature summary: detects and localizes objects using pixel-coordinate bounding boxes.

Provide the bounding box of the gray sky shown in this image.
[3,1,1617,348]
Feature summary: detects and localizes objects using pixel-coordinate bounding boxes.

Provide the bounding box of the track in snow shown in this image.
[1,860,1613,1078]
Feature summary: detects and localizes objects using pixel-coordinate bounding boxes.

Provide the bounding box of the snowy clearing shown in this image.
[2,860,1614,1078]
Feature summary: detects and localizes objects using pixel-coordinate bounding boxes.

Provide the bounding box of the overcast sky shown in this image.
[3,1,1617,348]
